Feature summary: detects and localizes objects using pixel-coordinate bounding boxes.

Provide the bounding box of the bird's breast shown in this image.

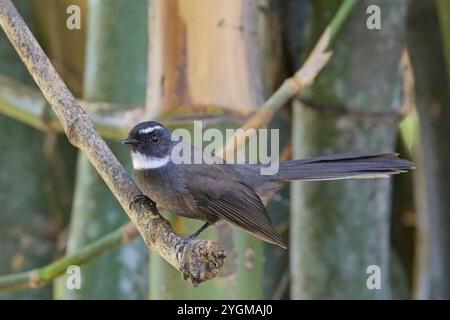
[133,167,202,220]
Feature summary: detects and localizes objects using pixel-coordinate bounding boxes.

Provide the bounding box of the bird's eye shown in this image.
[151,135,159,143]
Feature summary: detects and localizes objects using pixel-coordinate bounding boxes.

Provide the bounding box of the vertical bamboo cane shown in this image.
[147,0,268,299]
[57,0,149,299]
[290,0,409,299]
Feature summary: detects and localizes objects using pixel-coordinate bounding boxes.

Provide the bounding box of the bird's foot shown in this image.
[129,194,158,214]
[175,234,197,261]
[175,222,210,261]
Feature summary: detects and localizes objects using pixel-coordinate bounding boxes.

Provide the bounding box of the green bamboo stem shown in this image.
[0,0,56,299]
[146,0,269,299]
[291,0,409,299]
[0,223,138,292]
[57,0,150,299]
[437,0,450,81]
[408,0,450,299]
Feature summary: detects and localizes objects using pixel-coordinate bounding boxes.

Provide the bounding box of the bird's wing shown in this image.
[185,165,286,249]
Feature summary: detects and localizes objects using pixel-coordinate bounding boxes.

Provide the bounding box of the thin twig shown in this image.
[0,0,225,286]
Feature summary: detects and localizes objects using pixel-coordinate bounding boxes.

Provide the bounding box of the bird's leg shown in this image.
[176,222,211,261]
[187,222,211,240]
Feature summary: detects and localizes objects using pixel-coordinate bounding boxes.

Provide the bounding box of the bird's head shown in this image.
[122,121,175,170]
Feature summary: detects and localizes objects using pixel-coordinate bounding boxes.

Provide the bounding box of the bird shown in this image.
[122,121,414,249]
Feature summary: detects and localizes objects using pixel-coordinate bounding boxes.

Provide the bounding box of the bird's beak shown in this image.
[121,138,139,145]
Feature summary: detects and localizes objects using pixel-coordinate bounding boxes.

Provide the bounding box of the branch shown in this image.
[0,0,225,286]
[218,0,357,159]
[0,223,139,291]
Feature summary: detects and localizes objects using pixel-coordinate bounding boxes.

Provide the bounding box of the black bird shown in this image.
[122,121,414,249]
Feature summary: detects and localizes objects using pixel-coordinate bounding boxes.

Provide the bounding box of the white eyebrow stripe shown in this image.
[131,152,170,169]
[139,126,163,134]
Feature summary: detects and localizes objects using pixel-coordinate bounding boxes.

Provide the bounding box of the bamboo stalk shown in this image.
[290,0,409,299]
[437,0,450,82]
[147,0,267,299]
[57,0,150,299]
[0,0,57,299]
[408,0,450,299]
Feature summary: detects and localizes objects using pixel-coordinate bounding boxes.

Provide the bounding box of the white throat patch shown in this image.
[131,152,170,169]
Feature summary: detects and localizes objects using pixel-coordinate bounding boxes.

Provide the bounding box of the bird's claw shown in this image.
[129,194,157,213]
[175,237,194,261]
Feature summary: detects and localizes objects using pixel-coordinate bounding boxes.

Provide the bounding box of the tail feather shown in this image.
[277,152,414,181]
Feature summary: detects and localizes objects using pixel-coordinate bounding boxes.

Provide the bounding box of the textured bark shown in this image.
[407,0,450,299]
[0,0,225,287]
[290,0,409,299]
